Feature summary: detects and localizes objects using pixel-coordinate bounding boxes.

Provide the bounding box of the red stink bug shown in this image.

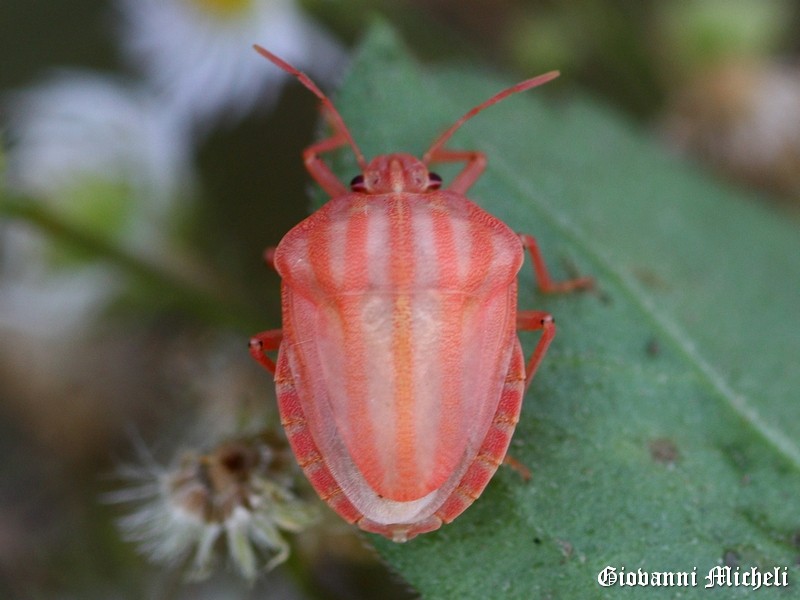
[249,45,592,542]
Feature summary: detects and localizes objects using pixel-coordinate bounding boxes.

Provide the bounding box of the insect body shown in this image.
[249,46,591,542]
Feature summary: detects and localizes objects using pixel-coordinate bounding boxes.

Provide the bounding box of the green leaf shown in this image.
[312,23,800,598]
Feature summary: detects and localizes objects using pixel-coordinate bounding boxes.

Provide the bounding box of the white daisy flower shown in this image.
[4,71,193,250]
[116,0,346,133]
[1,72,193,337]
[109,433,318,581]
[0,235,120,338]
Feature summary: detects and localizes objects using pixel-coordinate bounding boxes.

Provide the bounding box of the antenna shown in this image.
[423,71,560,164]
[253,45,367,169]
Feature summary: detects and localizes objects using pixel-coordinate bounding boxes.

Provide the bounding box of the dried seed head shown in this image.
[108,432,318,581]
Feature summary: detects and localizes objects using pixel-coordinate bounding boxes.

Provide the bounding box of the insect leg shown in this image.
[519,233,593,293]
[249,329,283,375]
[425,148,487,194]
[262,247,277,271]
[302,105,359,197]
[502,454,532,480]
[516,310,556,392]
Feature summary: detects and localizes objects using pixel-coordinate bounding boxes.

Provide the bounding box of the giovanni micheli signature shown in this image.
[597,565,789,591]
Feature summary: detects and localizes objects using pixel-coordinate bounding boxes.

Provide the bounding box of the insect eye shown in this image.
[427,172,443,190]
[350,174,367,192]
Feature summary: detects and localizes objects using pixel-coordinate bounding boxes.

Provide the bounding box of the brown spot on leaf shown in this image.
[632,267,671,291]
[645,337,661,357]
[649,438,680,466]
[723,549,740,568]
[557,539,573,560]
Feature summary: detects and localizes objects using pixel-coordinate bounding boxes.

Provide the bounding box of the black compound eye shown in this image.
[427,172,443,190]
[350,174,367,192]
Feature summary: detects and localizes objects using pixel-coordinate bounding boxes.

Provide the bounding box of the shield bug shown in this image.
[249,45,592,542]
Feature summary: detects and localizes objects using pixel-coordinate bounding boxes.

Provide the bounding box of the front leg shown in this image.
[424,147,487,195]
[302,118,350,197]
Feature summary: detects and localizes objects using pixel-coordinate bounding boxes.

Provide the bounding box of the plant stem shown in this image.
[0,192,265,332]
